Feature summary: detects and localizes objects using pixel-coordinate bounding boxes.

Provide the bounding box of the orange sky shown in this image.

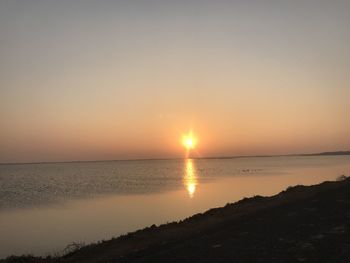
[1,1,350,163]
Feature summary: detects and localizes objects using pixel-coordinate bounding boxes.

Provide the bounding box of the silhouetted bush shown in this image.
[336,174,348,181]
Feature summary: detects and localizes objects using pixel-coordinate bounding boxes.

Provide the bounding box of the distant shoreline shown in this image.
[1,150,349,166]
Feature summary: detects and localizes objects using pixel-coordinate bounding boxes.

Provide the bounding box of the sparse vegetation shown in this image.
[336,174,348,181]
[62,242,85,255]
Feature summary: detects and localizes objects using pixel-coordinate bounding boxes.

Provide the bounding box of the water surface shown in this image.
[1,156,349,258]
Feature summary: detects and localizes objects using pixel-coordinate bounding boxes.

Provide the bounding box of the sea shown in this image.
[0,155,349,258]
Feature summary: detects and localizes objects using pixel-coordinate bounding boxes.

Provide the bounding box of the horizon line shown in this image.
[1,150,349,166]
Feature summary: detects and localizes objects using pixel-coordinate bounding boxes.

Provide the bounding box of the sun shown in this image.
[182,131,197,150]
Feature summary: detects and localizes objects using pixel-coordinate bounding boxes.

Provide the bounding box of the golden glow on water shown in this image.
[183,159,198,198]
[2,157,350,258]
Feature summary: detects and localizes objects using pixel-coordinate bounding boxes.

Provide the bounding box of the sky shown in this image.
[1,0,350,163]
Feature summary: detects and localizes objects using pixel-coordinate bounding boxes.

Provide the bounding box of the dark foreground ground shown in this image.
[3,177,350,263]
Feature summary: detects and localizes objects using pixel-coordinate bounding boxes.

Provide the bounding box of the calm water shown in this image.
[0,156,349,258]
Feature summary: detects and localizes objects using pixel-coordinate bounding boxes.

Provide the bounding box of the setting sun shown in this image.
[1,1,350,261]
[182,131,197,150]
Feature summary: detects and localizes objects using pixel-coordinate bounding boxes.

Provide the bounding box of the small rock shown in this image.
[328,225,346,234]
[287,211,297,217]
[301,242,314,250]
[212,244,222,248]
[312,234,324,240]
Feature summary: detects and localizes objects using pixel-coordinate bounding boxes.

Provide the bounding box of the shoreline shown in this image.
[2,176,350,262]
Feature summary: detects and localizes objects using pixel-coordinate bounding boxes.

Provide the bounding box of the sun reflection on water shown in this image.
[183,159,198,198]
